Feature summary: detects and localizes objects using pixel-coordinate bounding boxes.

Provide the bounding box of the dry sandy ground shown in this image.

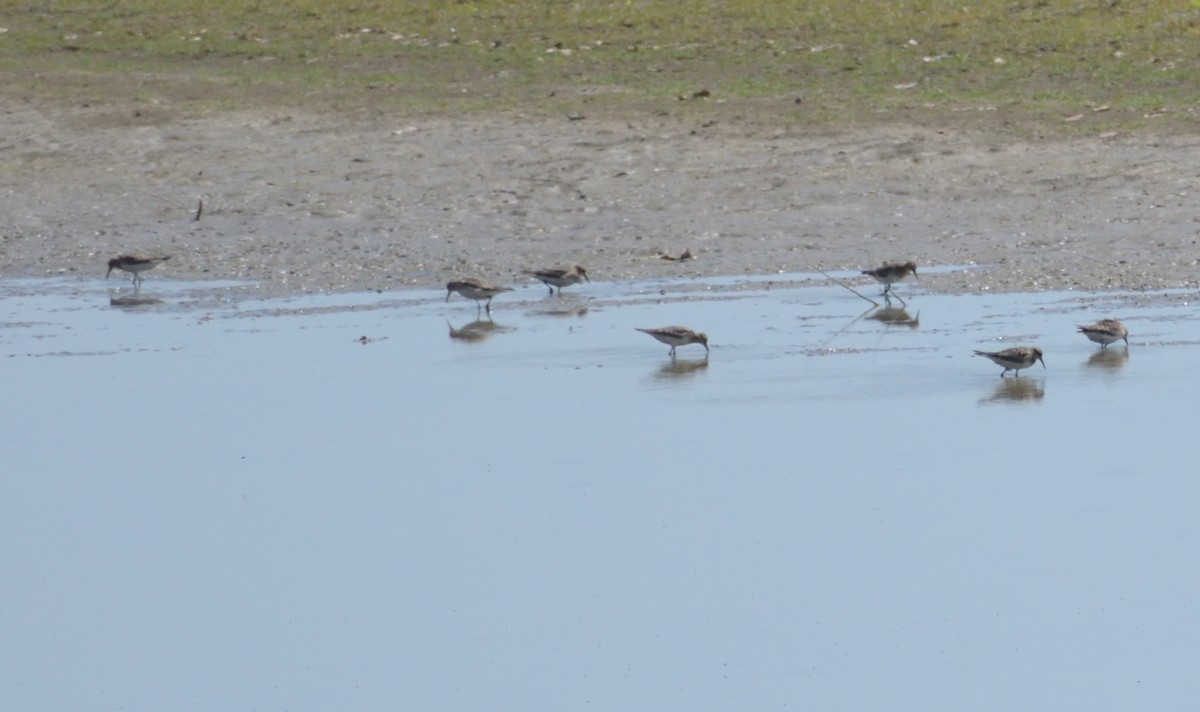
[2,100,1197,298]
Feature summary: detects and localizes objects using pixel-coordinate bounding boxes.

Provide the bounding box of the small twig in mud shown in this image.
[194,199,203,222]
[816,268,879,307]
[659,248,694,261]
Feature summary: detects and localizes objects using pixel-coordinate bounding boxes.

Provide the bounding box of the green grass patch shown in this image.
[2,0,1198,131]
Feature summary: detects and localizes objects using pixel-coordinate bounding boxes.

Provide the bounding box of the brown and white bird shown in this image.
[862,261,918,302]
[526,265,589,294]
[973,346,1045,378]
[106,255,171,286]
[1077,319,1128,349]
[445,278,512,312]
[636,326,709,358]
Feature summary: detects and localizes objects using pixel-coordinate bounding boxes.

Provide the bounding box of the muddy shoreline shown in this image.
[3,103,1197,298]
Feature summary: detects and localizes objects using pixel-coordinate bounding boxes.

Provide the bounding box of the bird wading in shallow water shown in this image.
[106,255,171,286]
[1077,319,1129,348]
[636,326,709,358]
[445,278,512,312]
[973,346,1045,378]
[862,261,918,304]
[526,265,589,294]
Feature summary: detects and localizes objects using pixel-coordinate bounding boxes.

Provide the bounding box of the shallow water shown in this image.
[2,273,1197,711]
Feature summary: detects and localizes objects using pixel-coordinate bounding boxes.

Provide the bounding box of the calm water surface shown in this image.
[2,273,1197,711]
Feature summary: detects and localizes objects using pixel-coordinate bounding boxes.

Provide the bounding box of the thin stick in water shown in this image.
[816,268,879,307]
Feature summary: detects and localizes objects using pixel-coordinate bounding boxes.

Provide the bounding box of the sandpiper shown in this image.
[1077,319,1128,348]
[526,265,589,294]
[106,255,171,286]
[637,326,709,358]
[973,346,1045,377]
[446,278,512,312]
[862,261,918,303]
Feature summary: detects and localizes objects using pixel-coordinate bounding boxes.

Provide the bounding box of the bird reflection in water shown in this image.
[866,306,919,329]
[446,317,512,343]
[109,294,164,308]
[532,304,589,318]
[1086,346,1129,370]
[652,357,709,380]
[978,377,1045,405]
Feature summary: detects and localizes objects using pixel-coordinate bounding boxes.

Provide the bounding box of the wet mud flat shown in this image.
[3,272,1198,711]
[4,105,1200,299]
